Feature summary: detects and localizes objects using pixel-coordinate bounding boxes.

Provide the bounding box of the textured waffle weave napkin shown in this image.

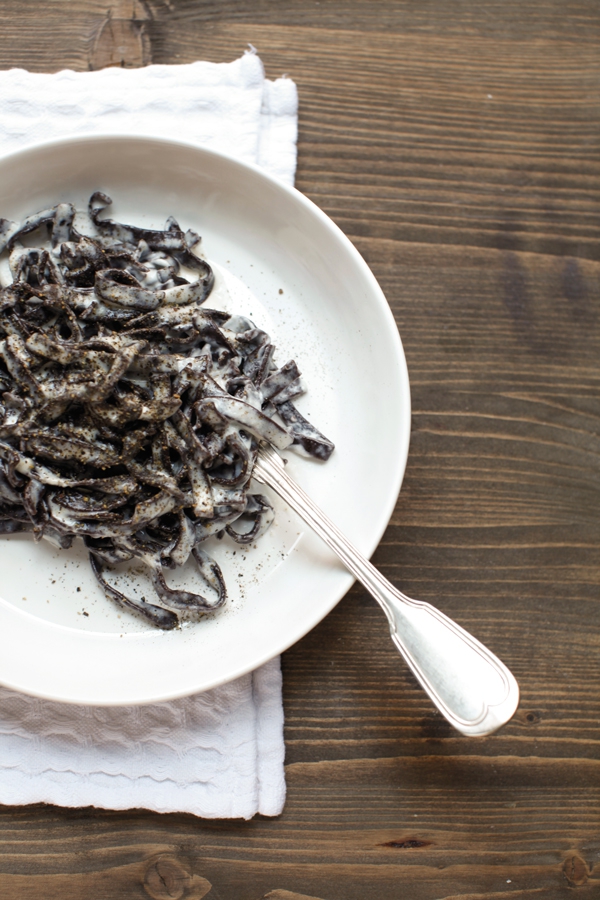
[0,50,295,819]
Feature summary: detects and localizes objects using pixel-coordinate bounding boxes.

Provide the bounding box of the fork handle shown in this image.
[253,450,519,737]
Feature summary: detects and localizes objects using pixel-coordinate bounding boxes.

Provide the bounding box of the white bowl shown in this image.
[0,135,410,704]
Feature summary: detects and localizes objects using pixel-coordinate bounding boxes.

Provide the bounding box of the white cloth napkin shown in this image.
[0,50,296,819]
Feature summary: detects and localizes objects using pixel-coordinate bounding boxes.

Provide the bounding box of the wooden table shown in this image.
[0,2,598,898]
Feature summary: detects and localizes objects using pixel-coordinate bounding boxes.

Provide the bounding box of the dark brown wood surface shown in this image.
[0,2,597,898]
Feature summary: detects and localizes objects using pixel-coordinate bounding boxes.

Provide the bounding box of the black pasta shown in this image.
[0,193,334,629]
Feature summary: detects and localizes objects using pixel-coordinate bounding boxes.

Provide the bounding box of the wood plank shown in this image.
[0,2,596,900]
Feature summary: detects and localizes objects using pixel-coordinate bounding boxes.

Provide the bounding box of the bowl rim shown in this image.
[0,133,411,703]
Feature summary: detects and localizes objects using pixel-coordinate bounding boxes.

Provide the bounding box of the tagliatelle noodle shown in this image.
[0,194,334,629]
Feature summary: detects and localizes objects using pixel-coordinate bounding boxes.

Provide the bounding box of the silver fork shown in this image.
[253,444,519,737]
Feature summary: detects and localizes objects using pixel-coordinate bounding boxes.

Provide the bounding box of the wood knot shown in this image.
[89,0,152,70]
[515,708,541,726]
[381,837,432,849]
[143,854,211,900]
[562,853,589,887]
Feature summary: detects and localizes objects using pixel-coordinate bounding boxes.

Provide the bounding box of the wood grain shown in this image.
[0,1,597,899]
[262,892,327,900]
